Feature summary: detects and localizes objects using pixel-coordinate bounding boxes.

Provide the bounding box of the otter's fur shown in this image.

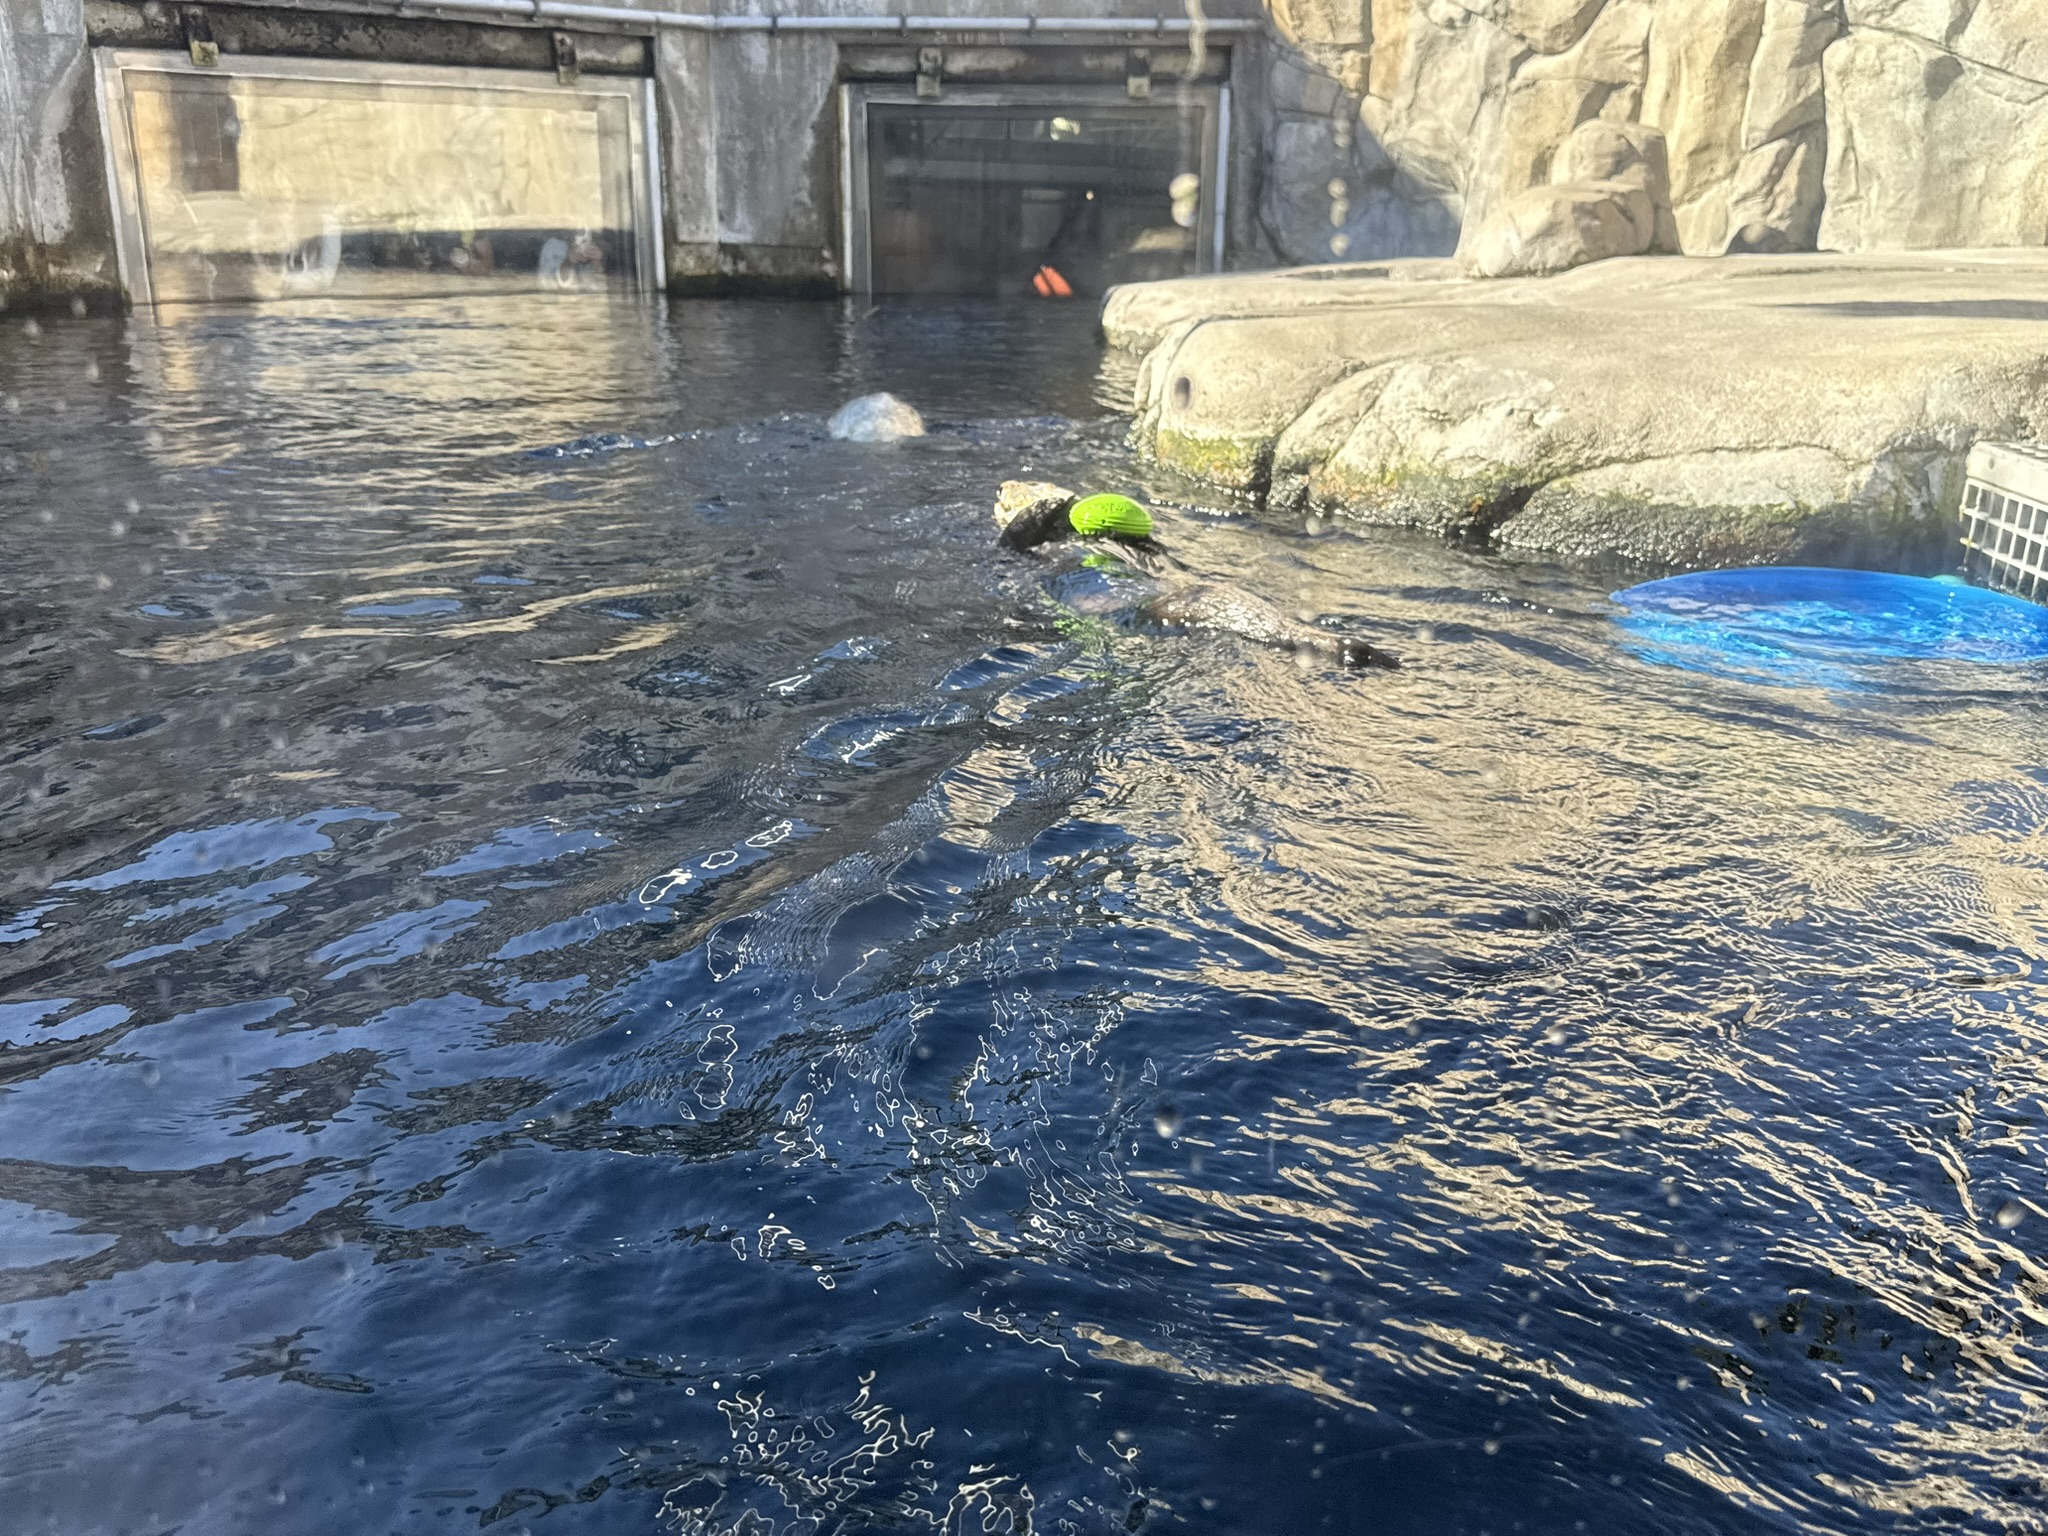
[1137,582,1397,671]
[992,481,1396,671]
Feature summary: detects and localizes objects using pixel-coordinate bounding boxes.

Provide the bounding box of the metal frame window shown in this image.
[94,48,664,305]
[838,80,1227,298]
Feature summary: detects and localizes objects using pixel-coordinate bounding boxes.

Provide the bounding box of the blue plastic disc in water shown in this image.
[1611,567,2048,685]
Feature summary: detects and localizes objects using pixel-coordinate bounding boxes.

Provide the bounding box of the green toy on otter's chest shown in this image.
[1068,494,1154,540]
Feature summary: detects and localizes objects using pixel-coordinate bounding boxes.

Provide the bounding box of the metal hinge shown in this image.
[916,46,943,99]
[552,31,580,85]
[182,6,218,67]
[1126,48,1151,100]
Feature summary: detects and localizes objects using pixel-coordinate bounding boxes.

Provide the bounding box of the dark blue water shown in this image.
[7,297,2048,1536]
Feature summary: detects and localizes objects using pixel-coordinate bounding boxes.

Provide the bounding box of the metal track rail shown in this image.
[390,1,1260,34]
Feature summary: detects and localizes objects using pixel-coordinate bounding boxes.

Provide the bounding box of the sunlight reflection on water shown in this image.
[3,297,2048,1535]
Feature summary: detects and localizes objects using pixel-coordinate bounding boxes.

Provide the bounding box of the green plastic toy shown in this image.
[1067,493,1154,541]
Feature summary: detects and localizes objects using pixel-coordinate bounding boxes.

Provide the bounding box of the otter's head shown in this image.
[994,485,1157,554]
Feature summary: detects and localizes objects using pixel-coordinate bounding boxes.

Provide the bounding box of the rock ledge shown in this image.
[1106,251,2048,569]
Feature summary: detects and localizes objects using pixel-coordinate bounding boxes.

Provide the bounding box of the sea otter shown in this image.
[993,482,1397,671]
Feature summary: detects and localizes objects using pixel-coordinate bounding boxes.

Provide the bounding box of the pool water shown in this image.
[6,299,2048,1536]
[1614,567,2048,688]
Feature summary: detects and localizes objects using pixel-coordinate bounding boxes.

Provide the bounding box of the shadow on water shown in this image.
[5,295,2048,1534]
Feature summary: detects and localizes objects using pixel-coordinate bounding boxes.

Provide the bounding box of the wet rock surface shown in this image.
[1107,249,2048,567]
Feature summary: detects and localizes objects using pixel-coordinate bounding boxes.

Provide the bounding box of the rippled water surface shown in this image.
[8,298,2048,1536]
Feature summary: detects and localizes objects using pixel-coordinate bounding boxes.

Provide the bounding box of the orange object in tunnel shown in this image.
[1031,265,1074,298]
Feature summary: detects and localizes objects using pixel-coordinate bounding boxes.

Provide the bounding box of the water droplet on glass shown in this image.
[1483,1439,1500,1456]
[1153,1104,1181,1140]
[1543,1024,1568,1046]
[1998,1200,2025,1229]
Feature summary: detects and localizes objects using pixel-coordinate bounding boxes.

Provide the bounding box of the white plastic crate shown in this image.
[1961,442,2048,598]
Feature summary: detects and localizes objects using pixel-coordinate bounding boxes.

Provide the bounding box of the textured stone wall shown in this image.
[1253,0,2048,264]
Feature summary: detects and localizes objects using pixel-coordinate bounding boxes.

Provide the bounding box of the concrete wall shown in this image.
[1,0,120,308]
[0,0,1264,305]
[649,11,1263,291]
[655,27,720,280]
[705,29,842,289]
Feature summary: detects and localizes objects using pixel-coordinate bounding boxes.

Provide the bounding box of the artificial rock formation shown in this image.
[1253,0,2048,267]
[1104,251,2048,566]
[1461,119,1678,276]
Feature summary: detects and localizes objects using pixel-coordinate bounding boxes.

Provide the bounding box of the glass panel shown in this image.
[867,103,1204,298]
[120,65,642,302]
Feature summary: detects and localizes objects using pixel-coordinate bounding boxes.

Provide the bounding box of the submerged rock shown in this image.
[829,393,926,442]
